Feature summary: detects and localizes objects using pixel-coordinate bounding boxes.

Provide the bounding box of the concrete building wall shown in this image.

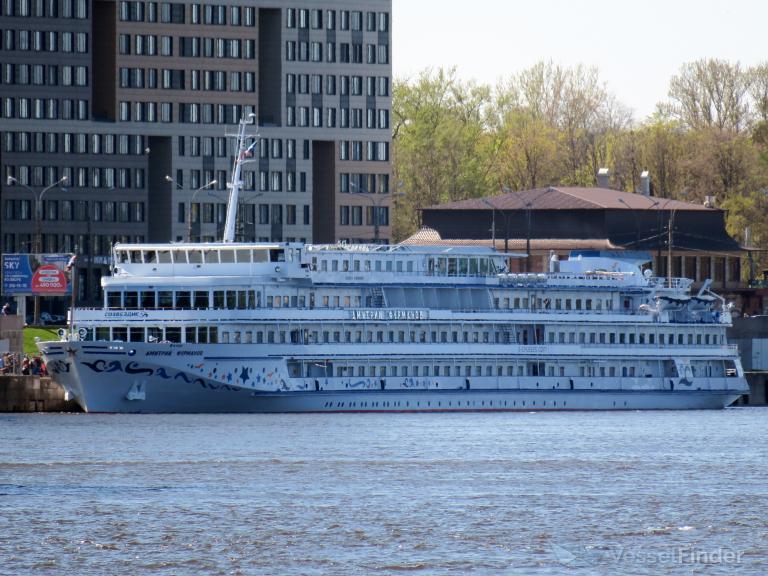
[0,0,393,310]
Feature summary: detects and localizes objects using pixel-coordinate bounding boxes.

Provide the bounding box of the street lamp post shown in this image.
[617,197,660,252]
[667,207,679,288]
[6,175,68,324]
[234,193,263,242]
[349,183,404,244]
[165,176,217,242]
[481,199,511,255]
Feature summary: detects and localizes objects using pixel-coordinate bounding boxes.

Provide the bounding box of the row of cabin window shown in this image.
[546,329,723,346]
[104,290,368,310]
[312,257,415,274]
[492,296,616,311]
[299,360,724,379]
[107,290,258,310]
[93,326,218,344]
[115,247,283,264]
[426,257,498,276]
[216,326,721,347]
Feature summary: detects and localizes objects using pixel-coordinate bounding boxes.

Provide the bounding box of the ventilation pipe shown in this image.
[597,168,610,189]
[640,170,650,196]
[549,251,559,273]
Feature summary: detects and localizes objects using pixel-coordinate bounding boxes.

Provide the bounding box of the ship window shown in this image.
[175,291,191,309]
[124,291,138,308]
[194,291,208,308]
[649,333,655,344]
[198,327,209,343]
[331,260,338,271]
[364,260,371,271]
[107,291,122,308]
[226,291,236,309]
[236,250,251,263]
[130,251,142,263]
[220,250,235,263]
[209,327,218,343]
[173,250,187,263]
[144,251,157,264]
[250,293,258,309]
[469,259,478,275]
[253,249,268,263]
[354,260,361,272]
[375,260,382,271]
[187,250,202,263]
[117,251,129,264]
[459,259,467,275]
[113,327,128,341]
[96,327,110,341]
[204,250,219,264]
[185,327,196,343]
[269,249,285,262]
[141,291,156,309]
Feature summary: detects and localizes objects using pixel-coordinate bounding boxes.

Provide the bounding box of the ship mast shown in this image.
[222,113,258,243]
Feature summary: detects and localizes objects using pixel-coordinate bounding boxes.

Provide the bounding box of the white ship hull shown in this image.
[42,341,746,413]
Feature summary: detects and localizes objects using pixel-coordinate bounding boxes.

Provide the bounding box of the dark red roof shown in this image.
[425,187,713,212]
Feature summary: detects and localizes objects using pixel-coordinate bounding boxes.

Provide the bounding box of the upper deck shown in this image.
[107,241,686,293]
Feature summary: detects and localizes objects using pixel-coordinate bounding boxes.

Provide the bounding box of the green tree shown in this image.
[392,68,495,240]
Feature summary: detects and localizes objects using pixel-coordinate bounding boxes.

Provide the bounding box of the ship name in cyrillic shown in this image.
[350,309,429,321]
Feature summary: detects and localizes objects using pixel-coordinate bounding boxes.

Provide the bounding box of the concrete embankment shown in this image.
[0,376,81,412]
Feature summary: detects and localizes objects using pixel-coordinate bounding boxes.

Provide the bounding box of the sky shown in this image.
[392,0,768,121]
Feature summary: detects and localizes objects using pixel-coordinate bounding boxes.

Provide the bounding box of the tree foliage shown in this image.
[392,59,768,276]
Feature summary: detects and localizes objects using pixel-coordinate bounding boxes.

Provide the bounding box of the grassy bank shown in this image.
[23,327,61,355]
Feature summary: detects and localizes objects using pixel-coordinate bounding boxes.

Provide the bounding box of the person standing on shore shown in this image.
[1,302,9,316]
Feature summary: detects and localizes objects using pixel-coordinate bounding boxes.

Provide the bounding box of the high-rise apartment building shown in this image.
[0,0,392,305]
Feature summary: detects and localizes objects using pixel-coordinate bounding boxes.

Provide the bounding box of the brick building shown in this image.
[405,185,754,306]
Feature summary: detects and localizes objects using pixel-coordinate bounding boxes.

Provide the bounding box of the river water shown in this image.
[0,409,766,575]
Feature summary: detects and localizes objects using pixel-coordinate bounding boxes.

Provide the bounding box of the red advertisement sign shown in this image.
[31,264,68,293]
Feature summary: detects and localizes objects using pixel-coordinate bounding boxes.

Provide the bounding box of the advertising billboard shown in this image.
[1,253,73,296]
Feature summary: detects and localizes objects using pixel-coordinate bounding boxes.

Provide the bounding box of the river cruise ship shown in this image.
[38,242,748,412]
[37,117,748,412]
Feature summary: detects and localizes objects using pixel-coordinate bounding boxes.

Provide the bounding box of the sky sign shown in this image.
[1,254,73,296]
